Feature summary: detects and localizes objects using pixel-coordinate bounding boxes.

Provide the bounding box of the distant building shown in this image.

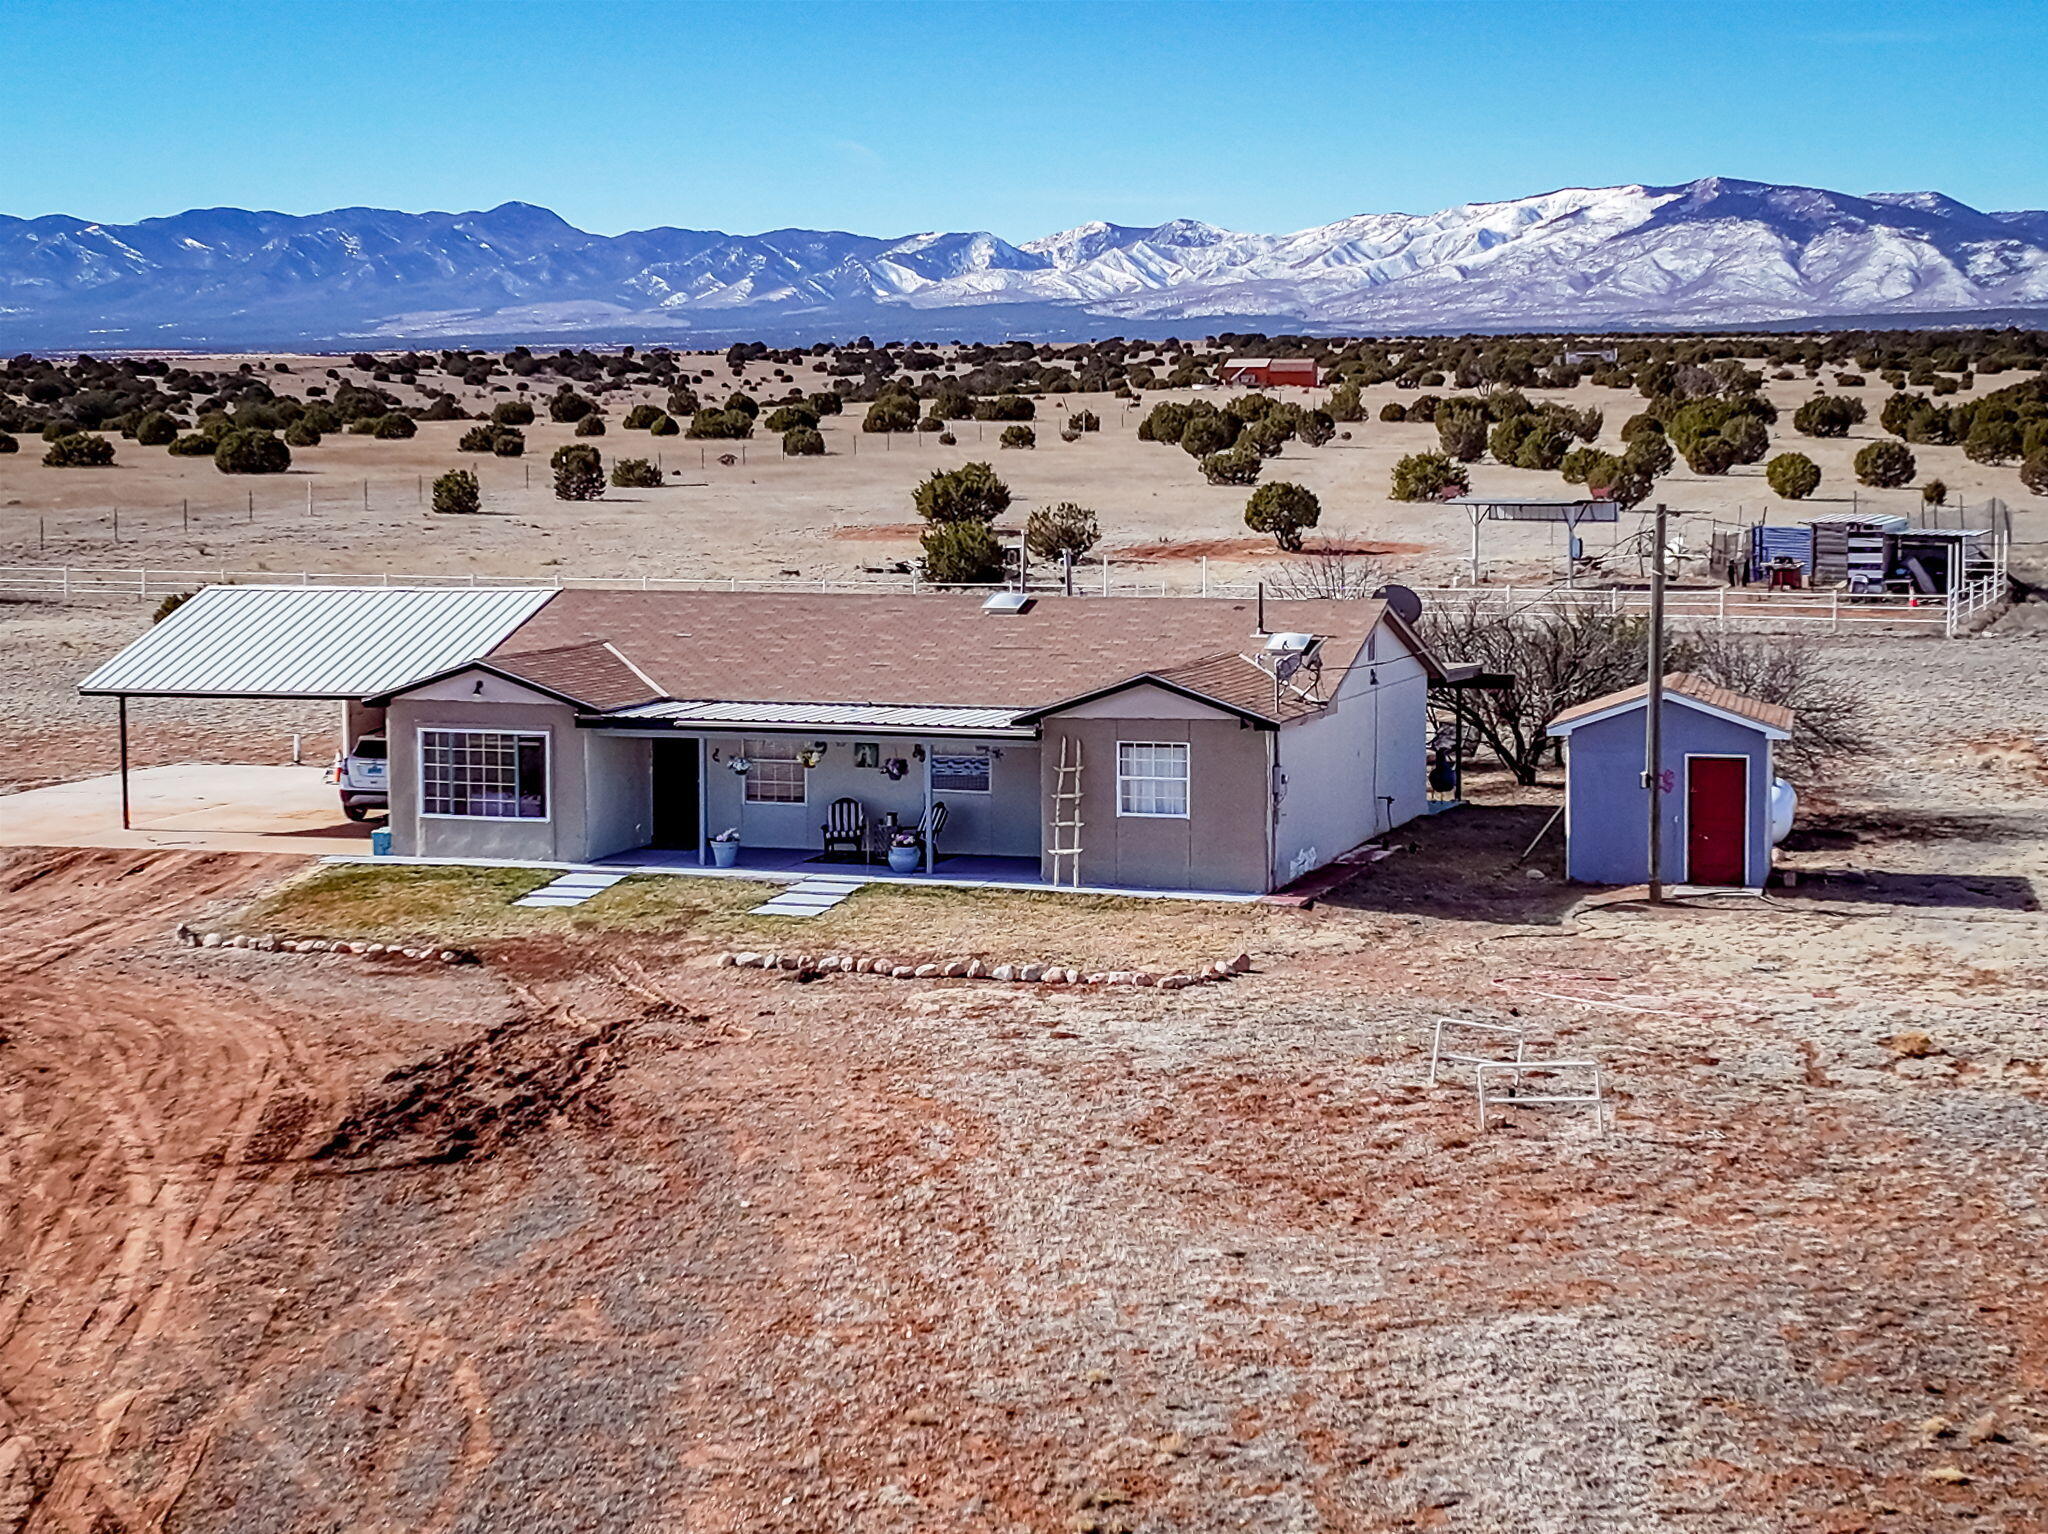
[1220,358,1320,389]
[1557,347,1620,367]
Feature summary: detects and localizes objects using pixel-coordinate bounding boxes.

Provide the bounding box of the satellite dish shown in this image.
[1373,583,1424,626]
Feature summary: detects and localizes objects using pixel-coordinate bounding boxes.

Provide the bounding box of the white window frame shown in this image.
[742,736,807,805]
[419,727,551,821]
[1116,740,1190,818]
[928,746,993,795]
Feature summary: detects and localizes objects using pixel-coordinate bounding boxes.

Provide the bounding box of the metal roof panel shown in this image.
[78,585,559,698]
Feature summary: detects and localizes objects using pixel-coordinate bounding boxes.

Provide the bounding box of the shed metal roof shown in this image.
[78,585,558,699]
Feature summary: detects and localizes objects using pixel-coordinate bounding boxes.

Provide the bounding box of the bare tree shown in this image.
[1260,545,1386,601]
[1420,604,1871,785]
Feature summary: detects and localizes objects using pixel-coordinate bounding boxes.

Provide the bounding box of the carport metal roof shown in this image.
[78,584,559,700]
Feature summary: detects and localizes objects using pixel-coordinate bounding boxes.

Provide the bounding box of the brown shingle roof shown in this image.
[487,590,1394,717]
[487,641,663,712]
[1548,672,1796,734]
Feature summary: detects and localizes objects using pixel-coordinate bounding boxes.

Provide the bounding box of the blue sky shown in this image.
[7,0,2041,237]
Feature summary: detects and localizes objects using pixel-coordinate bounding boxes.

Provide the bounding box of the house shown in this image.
[83,585,1446,896]
[1219,358,1320,389]
[1546,673,1796,889]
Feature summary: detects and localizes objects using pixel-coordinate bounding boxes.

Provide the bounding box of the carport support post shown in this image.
[117,696,131,830]
[1643,504,1668,903]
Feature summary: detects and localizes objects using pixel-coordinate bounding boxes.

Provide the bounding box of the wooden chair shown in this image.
[821,797,867,860]
[914,800,949,855]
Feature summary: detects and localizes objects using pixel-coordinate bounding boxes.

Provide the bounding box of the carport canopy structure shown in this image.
[1445,495,1620,585]
[76,584,558,827]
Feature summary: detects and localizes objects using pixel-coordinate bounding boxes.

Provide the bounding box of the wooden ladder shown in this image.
[1048,735,1085,887]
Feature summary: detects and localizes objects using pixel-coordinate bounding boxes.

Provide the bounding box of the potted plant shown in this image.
[886,829,922,874]
[710,827,742,868]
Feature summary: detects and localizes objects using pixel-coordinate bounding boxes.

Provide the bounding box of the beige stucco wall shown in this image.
[1037,698,1272,893]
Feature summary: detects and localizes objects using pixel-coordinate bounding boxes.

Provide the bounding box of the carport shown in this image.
[75,584,558,830]
[1447,495,1620,584]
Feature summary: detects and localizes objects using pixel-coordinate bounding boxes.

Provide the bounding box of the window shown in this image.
[421,729,548,819]
[929,747,991,794]
[1117,741,1189,818]
[742,737,805,803]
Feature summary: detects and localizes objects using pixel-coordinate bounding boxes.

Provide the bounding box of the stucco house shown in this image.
[82,584,1445,896]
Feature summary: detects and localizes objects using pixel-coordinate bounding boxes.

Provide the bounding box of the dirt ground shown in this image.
[0,357,2039,596]
[3,620,2046,1533]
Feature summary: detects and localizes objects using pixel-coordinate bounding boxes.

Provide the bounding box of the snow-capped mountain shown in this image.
[1,177,2043,348]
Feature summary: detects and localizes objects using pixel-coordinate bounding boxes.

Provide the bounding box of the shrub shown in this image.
[1963,418,2020,465]
[1066,409,1101,433]
[491,429,525,457]
[1297,410,1336,448]
[1244,481,1321,552]
[492,399,535,426]
[550,443,605,500]
[1025,501,1100,563]
[783,425,825,456]
[1793,395,1859,438]
[918,414,945,433]
[548,389,595,423]
[1721,414,1769,464]
[1325,384,1364,422]
[1766,452,1822,500]
[1378,402,1408,423]
[369,413,416,440]
[999,423,1037,450]
[2019,453,2048,496]
[919,519,1006,583]
[1200,446,1262,486]
[609,457,663,488]
[1584,456,1652,508]
[0,431,16,454]
[213,428,291,474]
[1389,451,1468,501]
[432,469,481,515]
[691,408,754,439]
[575,414,606,437]
[1683,436,1739,476]
[1436,406,1487,462]
[764,404,817,434]
[152,591,191,624]
[862,395,918,433]
[623,403,663,430]
[724,391,759,418]
[976,393,1034,422]
[1624,431,1676,478]
[283,418,322,448]
[913,461,1009,524]
[937,431,957,446]
[807,390,845,416]
[1922,478,1948,506]
[135,411,178,446]
[458,424,498,452]
[1179,413,1236,458]
[168,433,216,457]
[42,432,114,467]
[1854,440,1915,488]
[649,412,682,437]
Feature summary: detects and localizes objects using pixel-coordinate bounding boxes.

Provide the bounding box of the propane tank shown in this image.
[1769,778,1798,845]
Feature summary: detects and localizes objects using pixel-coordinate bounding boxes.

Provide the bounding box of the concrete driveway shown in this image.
[0,764,377,854]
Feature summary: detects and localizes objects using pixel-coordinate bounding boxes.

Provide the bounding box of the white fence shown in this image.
[0,558,2009,636]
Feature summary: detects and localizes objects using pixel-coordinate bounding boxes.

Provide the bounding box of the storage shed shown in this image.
[1546,673,1795,889]
[1220,358,1319,389]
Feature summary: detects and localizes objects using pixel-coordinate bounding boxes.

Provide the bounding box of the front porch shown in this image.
[600,843,1047,885]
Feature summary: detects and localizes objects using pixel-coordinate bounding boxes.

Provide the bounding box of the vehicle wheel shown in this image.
[343,803,368,821]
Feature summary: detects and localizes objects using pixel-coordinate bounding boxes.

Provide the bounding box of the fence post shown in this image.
[1831,589,1840,634]
[63,567,72,600]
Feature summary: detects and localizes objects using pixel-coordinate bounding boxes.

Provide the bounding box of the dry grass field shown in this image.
[0,353,2038,597]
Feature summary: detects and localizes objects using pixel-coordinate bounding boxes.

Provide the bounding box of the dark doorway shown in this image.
[1686,756,1748,886]
[650,738,699,850]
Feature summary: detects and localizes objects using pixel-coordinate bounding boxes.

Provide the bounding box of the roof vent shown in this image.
[982,591,1035,614]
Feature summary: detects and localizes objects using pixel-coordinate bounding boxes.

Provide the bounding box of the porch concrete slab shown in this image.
[1,765,375,855]
[546,873,627,888]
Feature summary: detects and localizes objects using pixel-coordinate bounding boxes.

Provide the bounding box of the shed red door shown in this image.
[1686,756,1748,886]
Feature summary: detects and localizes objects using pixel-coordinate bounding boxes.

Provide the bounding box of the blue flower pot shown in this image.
[887,845,921,874]
[712,841,740,868]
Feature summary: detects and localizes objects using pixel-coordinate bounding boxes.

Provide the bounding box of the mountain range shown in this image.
[2,176,2044,350]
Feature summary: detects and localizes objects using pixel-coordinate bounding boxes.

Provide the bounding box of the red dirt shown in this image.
[1107,537,1429,563]
[3,838,2046,1532]
[827,523,924,542]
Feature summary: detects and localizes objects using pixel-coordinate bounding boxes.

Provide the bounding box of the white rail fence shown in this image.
[0,559,2010,636]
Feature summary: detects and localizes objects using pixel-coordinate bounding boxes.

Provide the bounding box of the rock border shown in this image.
[715,949,1253,989]
[175,923,472,965]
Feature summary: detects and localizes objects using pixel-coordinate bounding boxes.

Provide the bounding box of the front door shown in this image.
[650,738,699,850]
[1686,756,1748,886]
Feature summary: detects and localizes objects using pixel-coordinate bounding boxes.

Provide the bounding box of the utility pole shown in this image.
[1643,502,1668,903]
